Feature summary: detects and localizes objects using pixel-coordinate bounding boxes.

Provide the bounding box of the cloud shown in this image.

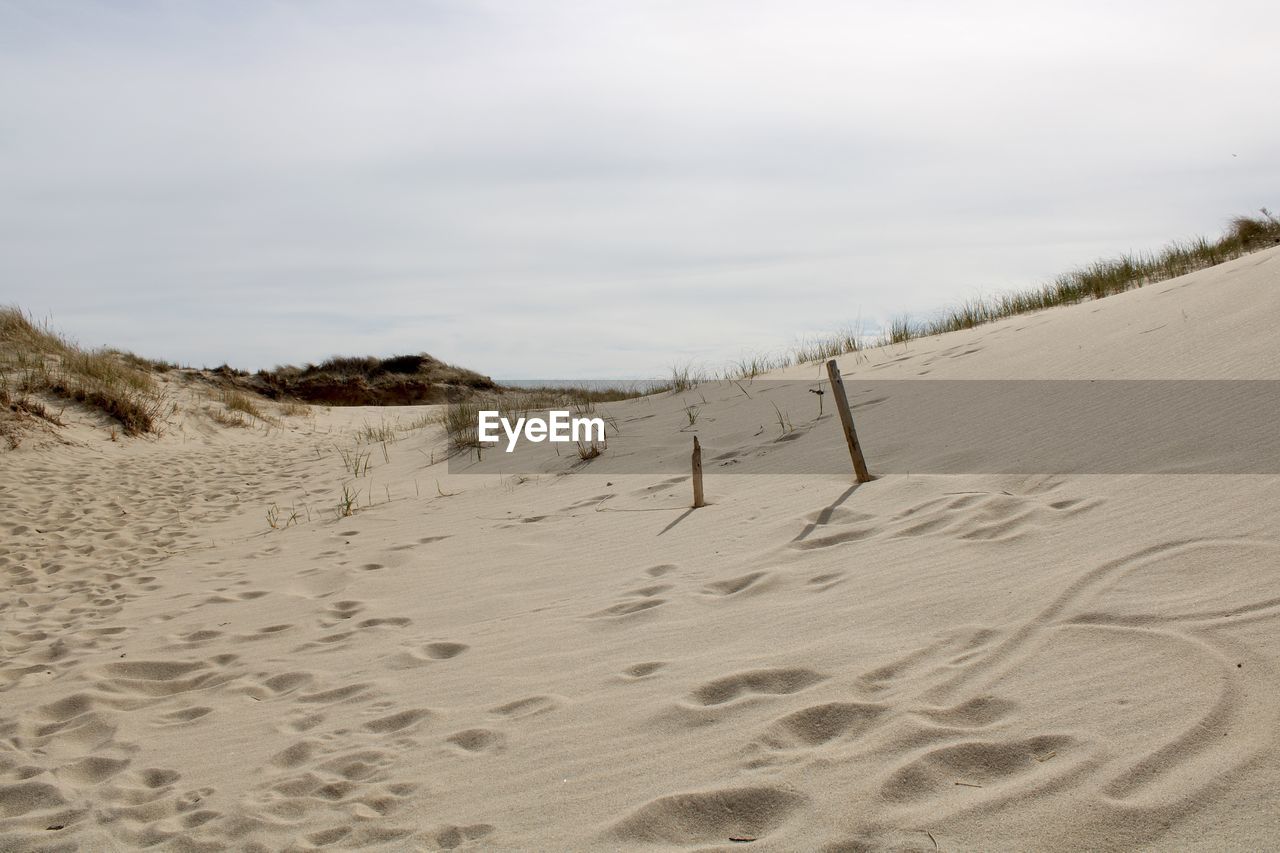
[2,0,1277,376]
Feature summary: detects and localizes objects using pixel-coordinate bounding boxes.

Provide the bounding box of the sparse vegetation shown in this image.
[339,446,373,476]
[356,419,398,444]
[266,503,300,530]
[207,406,250,428]
[1,306,169,440]
[221,389,267,421]
[771,401,794,435]
[789,326,865,366]
[669,362,708,393]
[877,210,1280,345]
[249,352,496,406]
[440,399,484,450]
[337,484,359,517]
[576,439,606,460]
[677,212,1280,373]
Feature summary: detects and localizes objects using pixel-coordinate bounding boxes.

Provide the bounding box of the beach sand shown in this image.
[2,246,1279,851]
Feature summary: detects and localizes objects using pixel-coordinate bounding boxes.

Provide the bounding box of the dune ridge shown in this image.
[1,247,1278,850]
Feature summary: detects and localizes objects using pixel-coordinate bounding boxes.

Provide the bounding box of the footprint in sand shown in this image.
[490,696,560,719]
[879,734,1076,804]
[700,571,771,598]
[385,641,469,669]
[588,599,666,619]
[624,584,671,597]
[622,661,666,679]
[364,708,433,734]
[610,786,806,845]
[806,572,845,592]
[357,617,411,629]
[759,701,889,750]
[154,706,214,727]
[445,728,505,753]
[690,667,827,707]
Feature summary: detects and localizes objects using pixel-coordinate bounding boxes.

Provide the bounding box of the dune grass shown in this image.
[207,406,251,429]
[686,210,1280,377]
[1,307,168,437]
[253,352,495,406]
[0,377,63,448]
[220,389,267,420]
[356,419,398,444]
[880,210,1280,345]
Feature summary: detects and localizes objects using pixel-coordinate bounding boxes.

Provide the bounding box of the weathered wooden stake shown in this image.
[691,436,706,507]
[825,359,872,483]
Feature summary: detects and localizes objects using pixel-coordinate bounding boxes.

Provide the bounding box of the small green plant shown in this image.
[771,401,793,434]
[356,419,397,443]
[790,326,864,365]
[265,503,301,529]
[669,362,708,393]
[684,404,701,426]
[337,484,359,517]
[439,399,483,450]
[886,316,917,345]
[339,446,373,475]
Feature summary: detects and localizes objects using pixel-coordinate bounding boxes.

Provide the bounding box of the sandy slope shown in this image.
[2,247,1279,852]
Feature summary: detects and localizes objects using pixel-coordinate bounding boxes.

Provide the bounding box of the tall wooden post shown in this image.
[825,359,872,483]
[691,436,706,507]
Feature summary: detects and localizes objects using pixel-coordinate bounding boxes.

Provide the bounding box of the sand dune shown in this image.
[2,247,1279,850]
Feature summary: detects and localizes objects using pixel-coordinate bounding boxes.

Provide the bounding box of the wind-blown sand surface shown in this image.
[3,247,1279,851]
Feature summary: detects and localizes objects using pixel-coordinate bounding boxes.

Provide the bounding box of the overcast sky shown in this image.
[2,1,1277,378]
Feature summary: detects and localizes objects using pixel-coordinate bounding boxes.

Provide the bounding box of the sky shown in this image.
[2,0,1277,378]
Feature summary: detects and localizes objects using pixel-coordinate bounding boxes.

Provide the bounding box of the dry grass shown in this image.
[1,306,169,439]
[439,398,485,450]
[356,419,398,444]
[207,407,249,428]
[669,362,707,392]
[880,210,1280,344]
[701,211,1280,374]
[576,439,606,460]
[206,387,282,429]
[220,389,266,420]
[252,352,496,406]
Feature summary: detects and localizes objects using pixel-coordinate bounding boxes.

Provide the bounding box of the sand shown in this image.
[2,246,1278,851]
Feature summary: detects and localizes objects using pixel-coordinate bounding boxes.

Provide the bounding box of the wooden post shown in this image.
[691,436,706,507]
[825,359,872,483]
